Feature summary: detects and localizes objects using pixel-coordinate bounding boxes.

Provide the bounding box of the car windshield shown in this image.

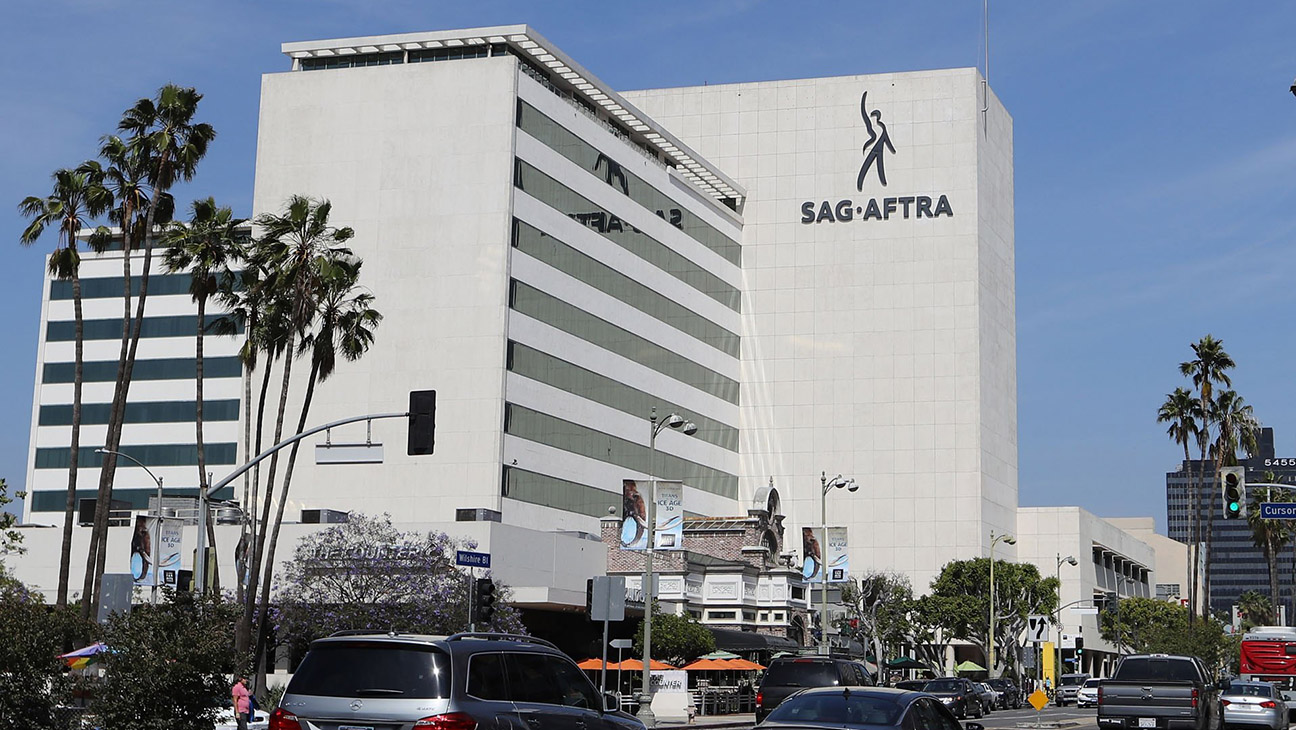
[1228,684,1274,698]
[766,692,903,726]
[1083,680,1101,688]
[288,642,449,698]
[1113,659,1199,683]
[923,680,962,693]
[763,661,840,687]
[1060,675,1088,686]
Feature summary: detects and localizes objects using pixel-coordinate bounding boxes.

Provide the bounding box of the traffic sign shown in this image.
[455,550,491,568]
[1029,689,1049,711]
[1026,615,1049,643]
[1260,503,1296,519]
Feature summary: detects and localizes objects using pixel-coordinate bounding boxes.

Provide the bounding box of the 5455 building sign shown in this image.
[800,90,954,225]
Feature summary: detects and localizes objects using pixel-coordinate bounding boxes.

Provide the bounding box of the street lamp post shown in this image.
[988,531,1015,676]
[819,472,857,654]
[96,448,164,604]
[637,407,696,729]
[1054,554,1077,684]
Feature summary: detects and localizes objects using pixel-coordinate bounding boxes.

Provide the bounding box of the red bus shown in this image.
[1240,626,1296,712]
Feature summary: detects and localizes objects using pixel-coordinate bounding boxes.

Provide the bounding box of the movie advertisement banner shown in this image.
[802,527,821,581]
[826,526,849,582]
[621,479,649,550]
[130,516,183,587]
[653,480,684,551]
[157,518,183,586]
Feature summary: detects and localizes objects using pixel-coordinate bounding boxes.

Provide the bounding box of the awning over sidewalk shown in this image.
[707,627,800,653]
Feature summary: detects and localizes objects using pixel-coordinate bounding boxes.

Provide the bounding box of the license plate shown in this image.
[339,726,375,730]
[1138,719,1157,728]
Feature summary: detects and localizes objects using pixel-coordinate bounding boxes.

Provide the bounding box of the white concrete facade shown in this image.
[1106,516,1199,613]
[625,71,1017,591]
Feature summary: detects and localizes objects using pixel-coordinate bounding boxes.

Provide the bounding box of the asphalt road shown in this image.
[977,704,1098,729]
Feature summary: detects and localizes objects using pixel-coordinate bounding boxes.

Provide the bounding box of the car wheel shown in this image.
[957,704,966,720]
[974,701,984,719]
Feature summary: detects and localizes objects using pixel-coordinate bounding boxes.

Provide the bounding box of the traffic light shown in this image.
[1075,636,1084,656]
[1222,466,1246,520]
[408,390,436,456]
[475,577,497,624]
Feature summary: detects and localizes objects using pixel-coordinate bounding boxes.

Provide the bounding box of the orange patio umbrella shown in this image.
[727,658,766,671]
[618,659,677,671]
[577,658,615,670]
[681,658,731,671]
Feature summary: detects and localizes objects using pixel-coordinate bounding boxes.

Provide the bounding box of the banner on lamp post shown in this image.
[157,518,183,586]
[621,479,649,551]
[802,527,822,581]
[826,526,849,582]
[653,480,684,550]
[130,516,183,587]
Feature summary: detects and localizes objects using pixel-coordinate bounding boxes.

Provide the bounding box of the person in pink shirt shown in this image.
[231,676,251,730]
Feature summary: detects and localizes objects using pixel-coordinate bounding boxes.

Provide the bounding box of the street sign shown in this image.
[1029,689,1049,711]
[1026,615,1049,643]
[455,550,491,568]
[1070,607,1099,615]
[1260,502,1296,519]
[611,638,633,649]
[589,576,627,622]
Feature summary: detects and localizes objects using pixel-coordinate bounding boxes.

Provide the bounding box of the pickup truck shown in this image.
[1098,654,1224,730]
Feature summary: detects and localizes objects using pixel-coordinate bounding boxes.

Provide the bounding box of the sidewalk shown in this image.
[659,713,755,729]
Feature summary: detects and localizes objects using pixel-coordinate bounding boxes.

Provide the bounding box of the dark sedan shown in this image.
[922,678,984,719]
[757,686,985,730]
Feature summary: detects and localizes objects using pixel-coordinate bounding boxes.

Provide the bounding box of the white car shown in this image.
[214,707,270,729]
[1076,678,1101,708]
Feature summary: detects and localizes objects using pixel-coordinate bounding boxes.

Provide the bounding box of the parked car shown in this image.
[893,680,929,691]
[987,678,1022,709]
[1097,654,1222,730]
[973,683,996,714]
[273,632,643,730]
[1075,678,1101,708]
[1221,680,1288,730]
[758,685,985,730]
[921,677,984,719]
[755,656,874,723]
[1056,672,1092,707]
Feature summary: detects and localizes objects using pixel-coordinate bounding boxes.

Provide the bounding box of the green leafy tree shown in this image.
[19,167,110,609]
[1159,386,1202,621]
[274,514,525,664]
[632,601,715,666]
[92,592,240,730]
[0,478,22,560]
[1179,335,1235,619]
[839,572,914,668]
[0,579,94,730]
[1100,596,1231,673]
[927,558,1059,675]
[1237,589,1275,629]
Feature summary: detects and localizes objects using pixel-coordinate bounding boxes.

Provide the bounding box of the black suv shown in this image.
[987,678,1022,709]
[755,656,874,722]
[272,632,645,730]
[921,677,984,719]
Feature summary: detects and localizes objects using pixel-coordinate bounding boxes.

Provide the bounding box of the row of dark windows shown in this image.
[300,51,404,71]
[46,314,240,342]
[50,272,241,301]
[43,356,243,384]
[512,219,739,357]
[503,403,737,499]
[509,280,740,405]
[35,443,237,469]
[501,467,624,519]
[29,485,235,512]
[39,399,239,426]
[514,159,741,311]
[506,341,738,452]
[516,100,741,266]
[300,44,510,72]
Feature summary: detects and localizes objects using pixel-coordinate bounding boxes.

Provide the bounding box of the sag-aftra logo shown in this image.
[801,91,953,224]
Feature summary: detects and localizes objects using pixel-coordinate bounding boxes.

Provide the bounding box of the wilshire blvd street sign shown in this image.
[455,550,491,568]
[1260,503,1296,519]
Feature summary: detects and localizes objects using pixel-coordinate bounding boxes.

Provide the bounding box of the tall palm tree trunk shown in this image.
[255,358,321,690]
[194,296,220,594]
[1203,460,1220,619]
[237,354,276,659]
[57,271,84,610]
[1187,457,1199,625]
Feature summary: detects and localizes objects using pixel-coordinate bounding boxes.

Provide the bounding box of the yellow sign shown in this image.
[1042,641,1055,685]
[1029,689,1049,711]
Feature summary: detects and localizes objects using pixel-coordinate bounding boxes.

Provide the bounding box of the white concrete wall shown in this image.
[625,69,1017,591]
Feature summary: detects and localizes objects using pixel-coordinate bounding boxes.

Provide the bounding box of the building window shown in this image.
[708,611,736,620]
[46,314,241,342]
[501,466,622,519]
[774,612,785,621]
[44,356,243,384]
[39,399,240,427]
[300,51,404,70]
[792,587,805,600]
[742,611,756,621]
[36,442,238,469]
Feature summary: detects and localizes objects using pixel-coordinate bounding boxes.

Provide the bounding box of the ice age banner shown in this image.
[653,481,684,551]
[621,479,649,550]
[802,527,822,581]
[130,516,183,587]
[826,526,849,583]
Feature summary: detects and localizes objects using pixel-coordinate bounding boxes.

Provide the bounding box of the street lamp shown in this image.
[820,472,857,654]
[988,531,1015,676]
[1054,554,1077,684]
[96,448,164,604]
[637,407,696,729]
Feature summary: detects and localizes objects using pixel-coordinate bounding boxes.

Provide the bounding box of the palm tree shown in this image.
[18,166,110,609]
[82,85,214,617]
[1179,335,1234,618]
[1248,471,1293,621]
[243,195,354,686]
[1158,387,1202,622]
[253,260,380,683]
[162,197,246,595]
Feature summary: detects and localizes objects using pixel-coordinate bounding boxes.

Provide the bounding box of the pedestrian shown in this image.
[231,676,251,730]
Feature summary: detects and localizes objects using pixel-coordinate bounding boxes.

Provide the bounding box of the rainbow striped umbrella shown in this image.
[59,642,107,670]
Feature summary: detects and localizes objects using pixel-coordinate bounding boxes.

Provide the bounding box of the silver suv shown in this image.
[271,632,645,730]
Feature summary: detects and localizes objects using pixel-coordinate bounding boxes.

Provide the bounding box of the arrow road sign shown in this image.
[1260,503,1296,519]
[1026,615,1049,643]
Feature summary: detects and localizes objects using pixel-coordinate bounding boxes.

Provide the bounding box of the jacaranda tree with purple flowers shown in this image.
[274,513,525,660]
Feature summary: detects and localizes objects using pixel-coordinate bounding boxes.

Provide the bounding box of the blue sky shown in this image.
[3,1,1295,529]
